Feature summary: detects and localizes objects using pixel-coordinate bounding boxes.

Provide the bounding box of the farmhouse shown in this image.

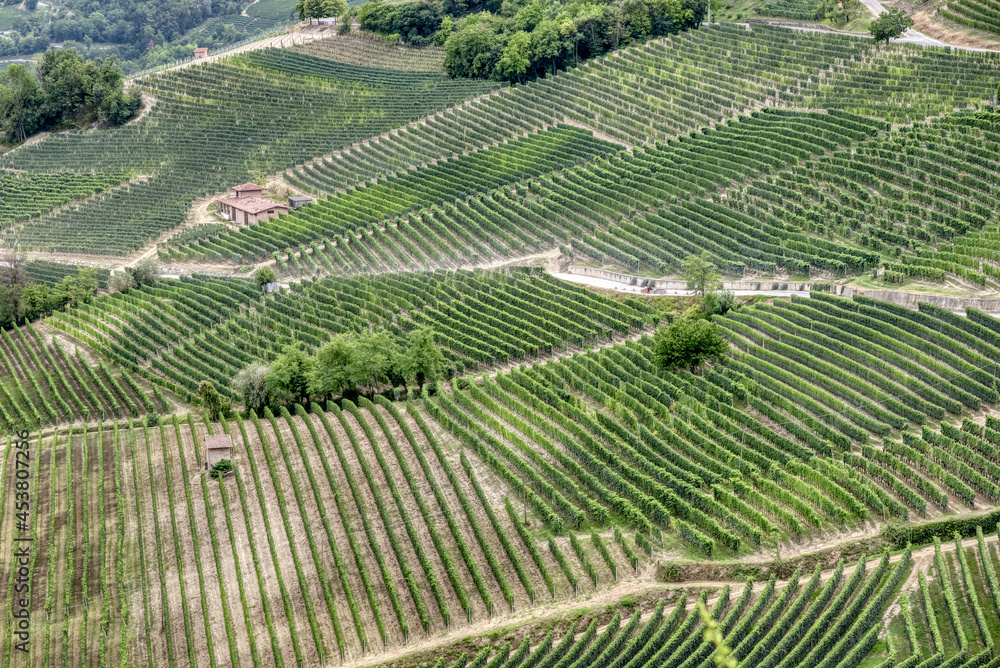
[194,47,208,59]
[217,183,288,226]
[204,434,233,468]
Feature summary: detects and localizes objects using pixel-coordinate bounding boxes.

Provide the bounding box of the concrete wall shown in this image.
[565,266,820,292]
[841,287,1000,313]
[565,266,1000,314]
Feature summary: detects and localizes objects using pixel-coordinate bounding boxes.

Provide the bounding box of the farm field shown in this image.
[292,32,447,71]
[0,49,497,256]
[0,404,651,665]
[2,12,1000,668]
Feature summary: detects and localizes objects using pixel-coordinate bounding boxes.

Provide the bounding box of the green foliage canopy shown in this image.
[653,317,729,373]
[869,8,913,42]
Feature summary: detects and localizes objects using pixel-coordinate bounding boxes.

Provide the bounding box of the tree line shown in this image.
[0,0,256,61]
[0,255,98,329]
[0,49,140,144]
[354,0,704,81]
[220,312,450,419]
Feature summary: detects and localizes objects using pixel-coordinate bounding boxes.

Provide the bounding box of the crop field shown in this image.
[0,172,129,232]
[163,109,887,271]
[292,32,446,71]
[4,13,1000,668]
[0,51,496,255]
[45,268,656,400]
[0,405,648,665]
[0,322,167,432]
[245,0,298,20]
[23,261,111,289]
[944,0,1000,35]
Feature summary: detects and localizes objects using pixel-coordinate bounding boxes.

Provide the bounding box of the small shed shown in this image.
[205,434,233,468]
[194,47,209,59]
[288,195,312,210]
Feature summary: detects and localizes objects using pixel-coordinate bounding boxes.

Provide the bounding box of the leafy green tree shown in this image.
[350,330,396,393]
[232,362,271,413]
[869,8,912,42]
[497,30,532,83]
[682,251,722,296]
[357,0,399,31]
[254,266,277,287]
[653,318,728,373]
[443,14,504,78]
[198,381,231,421]
[128,257,159,287]
[703,289,735,316]
[108,271,134,294]
[309,334,355,398]
[0,64,40,143]
[310,330,397,397]
[48,268,99,310]
[267,345,314,404]
[530,20,563,73]
[395,327,447,389]
[297,0,349,20]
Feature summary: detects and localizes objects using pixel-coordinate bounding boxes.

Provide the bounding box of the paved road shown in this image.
[553,272,812,298]
[855,0,947,45]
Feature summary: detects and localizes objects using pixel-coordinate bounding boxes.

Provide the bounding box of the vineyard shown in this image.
[291,32,447,71]
[0,404,649,665]
[0,321,167,432]
[0,49,496,255]
[944,0,1000,35]
[2,12,1000,668]
[162,109,887,272]
[44,268,656,401]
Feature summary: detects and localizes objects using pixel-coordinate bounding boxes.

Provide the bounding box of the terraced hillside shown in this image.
[0,405,650,665]
[292,32,446,71]
[0,49,496,256]
[164,109,886,272]
[5,15,1000,668]
[944,0,1000,35]
[32,268,1000,555]
[46,269,656,404]
[150,29,1000,289]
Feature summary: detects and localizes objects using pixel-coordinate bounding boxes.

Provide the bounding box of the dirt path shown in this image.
[130,25,335,82]
[241,0,261,17]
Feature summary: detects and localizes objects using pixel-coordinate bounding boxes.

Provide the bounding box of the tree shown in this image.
[702,289,735,316]
[297,0,346,21]
[497,30,532,83]
[309,334,355,398]
[0,253,29,326]
[869,8,912,42]
[0,64,40,143]
[128,257,159,287]
[198,381,230,421]
[350,330,396,393]
[310,330,397,397]
[254,266,277,287]
[652,318,728,373]
[108,271,134,294]
[267,345,314,404]
[682,251,722,296]
[232,362,271,413]
[394,327,447,389]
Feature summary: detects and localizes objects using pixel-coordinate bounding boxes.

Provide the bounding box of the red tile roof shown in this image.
[219,197,289,215]
[232,183,266,193]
